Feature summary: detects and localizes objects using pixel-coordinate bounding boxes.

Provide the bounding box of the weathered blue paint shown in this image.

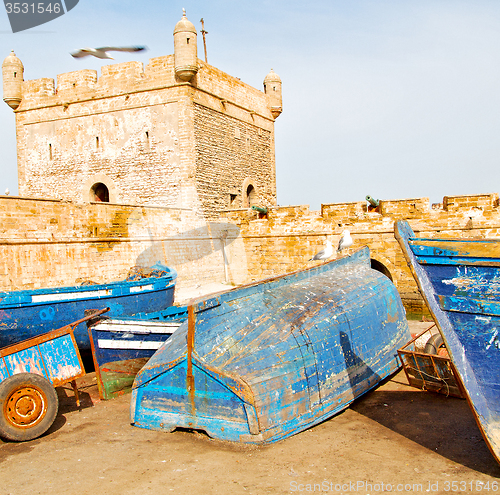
[130,247,410,444]
[0,325,85,386]
[395,220,500,465]
[88,306,187,400]
[0,264,177,350]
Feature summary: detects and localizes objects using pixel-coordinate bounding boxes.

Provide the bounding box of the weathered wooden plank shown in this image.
[438,295,500,317]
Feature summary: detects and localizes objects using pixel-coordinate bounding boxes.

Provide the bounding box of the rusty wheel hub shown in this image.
[4,386,47,429]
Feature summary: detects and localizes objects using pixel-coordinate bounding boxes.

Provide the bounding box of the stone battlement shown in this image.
[19,57,174,106]
[222,193,500,227]
[16,56,273,120]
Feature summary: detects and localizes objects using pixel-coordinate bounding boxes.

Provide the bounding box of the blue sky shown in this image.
[1,1,499,209]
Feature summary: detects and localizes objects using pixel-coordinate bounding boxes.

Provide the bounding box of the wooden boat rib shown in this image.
[131,246,410,444]
[395,220,500,465]
[0,264,177,350]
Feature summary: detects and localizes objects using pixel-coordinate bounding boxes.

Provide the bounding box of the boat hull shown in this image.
[131,247,410,444]
[395,220,500,465]
[0,267,177,350]
[88,306,188,400]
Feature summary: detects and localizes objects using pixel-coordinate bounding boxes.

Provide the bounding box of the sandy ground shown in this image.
[1,320,499,494]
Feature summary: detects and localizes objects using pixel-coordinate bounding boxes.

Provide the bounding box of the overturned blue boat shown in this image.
[131,247,410,444]
[0,264,177,350]
[395,220,500,465]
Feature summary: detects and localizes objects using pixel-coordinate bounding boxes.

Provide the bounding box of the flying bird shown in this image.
[71,46,147,60]
[309,240,333,262]
[337,230,353,254]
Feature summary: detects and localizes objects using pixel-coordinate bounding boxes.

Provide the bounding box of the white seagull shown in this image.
[309,240,333,262]
[337,230,353,254]
[71,46,147,60]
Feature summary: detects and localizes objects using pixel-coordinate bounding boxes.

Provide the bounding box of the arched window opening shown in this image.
[91,182,109,203]
[371,259,393,281]
[246,185,256,208]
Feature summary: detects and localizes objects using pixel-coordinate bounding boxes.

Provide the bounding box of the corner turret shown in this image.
[173,9,198,82]
[2,50,24,110]
[263,69,282,119]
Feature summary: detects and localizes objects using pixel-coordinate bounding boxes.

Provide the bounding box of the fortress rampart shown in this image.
[221,192,500,316]
[1,192,498,316]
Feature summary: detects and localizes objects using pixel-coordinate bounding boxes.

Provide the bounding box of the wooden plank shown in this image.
[410,239,500,266]
[438,295,500,317]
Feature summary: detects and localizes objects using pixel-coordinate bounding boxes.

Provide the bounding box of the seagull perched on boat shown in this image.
[308,240,333,262]
[337,230,353,254]
[71,46,147,60]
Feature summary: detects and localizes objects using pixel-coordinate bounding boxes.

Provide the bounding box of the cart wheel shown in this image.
[0,373,59,442]
[424,334,446,355]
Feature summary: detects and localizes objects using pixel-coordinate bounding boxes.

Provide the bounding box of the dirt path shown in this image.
[1,324,499,494]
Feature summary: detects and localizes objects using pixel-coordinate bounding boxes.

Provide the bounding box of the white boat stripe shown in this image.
[97,339,164,350]
[32,289,111,303]
[94,322,180,334]
[130,284,154,293]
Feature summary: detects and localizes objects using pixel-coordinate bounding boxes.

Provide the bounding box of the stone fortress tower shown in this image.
[2,10,282,218]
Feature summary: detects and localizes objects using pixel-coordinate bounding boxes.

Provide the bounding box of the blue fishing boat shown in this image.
[0,264,177,350]
[395,220,500,465]
[130,247,410,444]
[88,306,188,400]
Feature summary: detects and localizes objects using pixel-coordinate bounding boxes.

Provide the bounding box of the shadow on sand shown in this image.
[350,376,500,476]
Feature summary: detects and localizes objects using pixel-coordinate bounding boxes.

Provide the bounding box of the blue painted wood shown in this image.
[409,238,500,265]
[130,247,410,444]
[438,295,500,317]
[395,220,500,465]
[0,264,177,350]
[89,306,188,364]
[0,327,85,386]
[88,305,187,400]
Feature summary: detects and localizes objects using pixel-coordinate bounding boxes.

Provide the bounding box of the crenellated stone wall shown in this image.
[1,192,498,317]
[220,192,500,317]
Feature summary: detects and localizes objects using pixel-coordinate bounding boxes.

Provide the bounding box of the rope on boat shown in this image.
[406,366,451,397]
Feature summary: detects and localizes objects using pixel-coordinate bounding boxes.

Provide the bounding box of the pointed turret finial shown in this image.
[182,8,186,17]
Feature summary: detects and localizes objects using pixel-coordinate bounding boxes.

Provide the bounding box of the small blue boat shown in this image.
[88,306,188,400]
[395,220,500,465]
[0,264,177,350]
[130,247,410,444]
